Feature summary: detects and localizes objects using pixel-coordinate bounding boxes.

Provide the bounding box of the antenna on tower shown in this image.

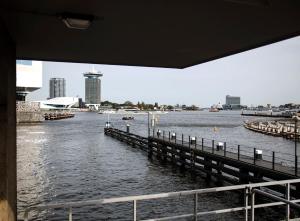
[90,65,96,73]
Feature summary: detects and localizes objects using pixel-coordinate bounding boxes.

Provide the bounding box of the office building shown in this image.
[226,95,240,106]
[224,95,241,110]
[83,70,103,106]
[16,60,42,101]
[49,78,66,98]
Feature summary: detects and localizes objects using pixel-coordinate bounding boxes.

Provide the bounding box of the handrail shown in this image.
[23,179,300,221]
[149,129,299,176]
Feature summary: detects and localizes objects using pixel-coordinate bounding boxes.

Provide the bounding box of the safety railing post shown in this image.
[195,137,197,149]
[212,140,214,154]
[194,193,198,221]
[251,190,255,221]
[133,200,137,221]
[202,138,204,151]
[238,145,240,161]
[182,134,184,145]
[254,148,256,165]
[286,183,290,221]
[169,131,170,141]
[153,129,154,137]
[69,207,72,221]
[224,142,226,157]
[163,131,165,140]
[245,187,249,221]
[189,136,191,148]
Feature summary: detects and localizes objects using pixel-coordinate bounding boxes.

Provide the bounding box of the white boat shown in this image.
[98,110,116,114]
[153,111,168,114]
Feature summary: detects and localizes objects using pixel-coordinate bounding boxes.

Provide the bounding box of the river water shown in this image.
[17,111,297,220]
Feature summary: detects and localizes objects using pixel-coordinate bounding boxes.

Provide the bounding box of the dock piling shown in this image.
[272,152,275,170]
[254,148,256,165]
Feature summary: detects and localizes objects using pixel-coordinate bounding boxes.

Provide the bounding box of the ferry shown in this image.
[209,108,219,112]
[122,116,134,120]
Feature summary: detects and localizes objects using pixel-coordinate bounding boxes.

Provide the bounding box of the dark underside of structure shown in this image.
[1,0,300,69]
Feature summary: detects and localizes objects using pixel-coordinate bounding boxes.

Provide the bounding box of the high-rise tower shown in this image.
[49,78,66,98]
[83,70,103,105]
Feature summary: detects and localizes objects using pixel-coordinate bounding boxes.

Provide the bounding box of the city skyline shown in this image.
[27,36,300,107]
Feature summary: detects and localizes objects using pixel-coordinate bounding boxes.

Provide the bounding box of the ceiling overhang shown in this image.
[1,0,300,68]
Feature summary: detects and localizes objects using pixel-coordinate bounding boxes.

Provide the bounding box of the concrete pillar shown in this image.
[0,19,16,221]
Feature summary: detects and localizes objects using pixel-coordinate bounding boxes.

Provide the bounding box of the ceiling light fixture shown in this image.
[60,13,94,30]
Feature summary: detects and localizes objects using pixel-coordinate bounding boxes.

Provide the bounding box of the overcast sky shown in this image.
[27,36,300,107]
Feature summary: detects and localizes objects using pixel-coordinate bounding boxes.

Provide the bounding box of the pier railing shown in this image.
[151,129,299,177]
[23,179,300,221]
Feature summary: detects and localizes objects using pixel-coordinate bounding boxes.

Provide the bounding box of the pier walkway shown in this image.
[104,127,300,193]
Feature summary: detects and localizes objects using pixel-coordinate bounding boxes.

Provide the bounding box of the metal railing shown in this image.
[151,129,299,176]
[23,179,300,221]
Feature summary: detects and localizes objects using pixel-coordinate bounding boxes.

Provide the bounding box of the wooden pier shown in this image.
[104,127,300,196]
[241,112,291,118]
[44,112,75,120]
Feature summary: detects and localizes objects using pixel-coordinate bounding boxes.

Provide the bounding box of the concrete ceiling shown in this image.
[1,0,300,68]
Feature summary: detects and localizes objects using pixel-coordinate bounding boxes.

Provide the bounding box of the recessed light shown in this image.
[59,13,94,30]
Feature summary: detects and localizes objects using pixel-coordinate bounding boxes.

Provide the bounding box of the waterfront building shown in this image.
[225,95,241,110]
[83,69,103,109]
[49,78,66,98]
[2,2,300,220]
[226,95,240,106]
[39,97,79,109]
[16,60,43,101]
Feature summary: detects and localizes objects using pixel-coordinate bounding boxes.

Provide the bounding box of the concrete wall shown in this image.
[17,112,44,124]
[0,19,16,221]
[16,102,44,123]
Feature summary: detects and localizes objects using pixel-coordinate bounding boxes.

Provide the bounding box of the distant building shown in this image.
[224,95,241,110]
[49,78,66,98]
[83,69,103,109]
[16,60,43,101]
[226,95,240,105]
[40,97,79,109]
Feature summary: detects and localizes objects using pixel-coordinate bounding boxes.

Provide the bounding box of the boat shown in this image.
[98,109,116,114]
[209,104,220,112]
[122,116,134,120]
[209,108,219,112]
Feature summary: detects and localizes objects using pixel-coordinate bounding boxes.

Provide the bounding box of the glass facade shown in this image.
[49,78,66,98]
[85,77,101,104]
[226,95,240,105]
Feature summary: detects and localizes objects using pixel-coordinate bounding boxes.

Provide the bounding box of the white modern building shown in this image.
[16,60,42,101]
[39,97,79,110]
